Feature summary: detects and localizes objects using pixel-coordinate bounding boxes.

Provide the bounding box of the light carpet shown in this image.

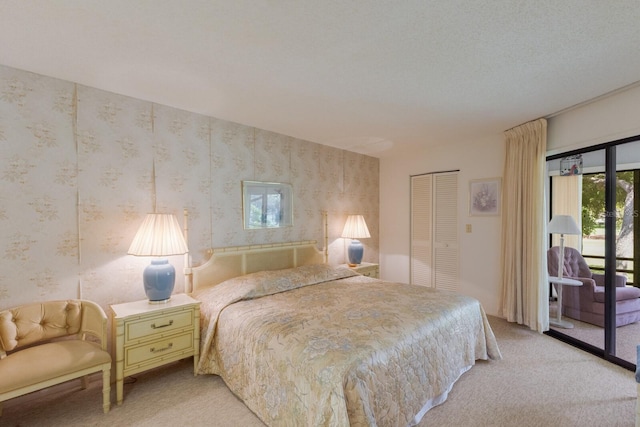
[549,300,639,364]
[1,316,636,427]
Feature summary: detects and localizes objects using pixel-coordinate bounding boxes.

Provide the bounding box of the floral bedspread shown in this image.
[193,264,501,426]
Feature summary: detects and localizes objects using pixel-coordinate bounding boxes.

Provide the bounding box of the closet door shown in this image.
[433,173,458,291]
[410,172,459,290]
[410,174,433,287]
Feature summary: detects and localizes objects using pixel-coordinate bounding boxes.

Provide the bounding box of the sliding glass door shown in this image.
[546,137,640,370]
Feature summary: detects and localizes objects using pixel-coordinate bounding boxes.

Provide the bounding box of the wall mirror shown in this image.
[242,181,293,229]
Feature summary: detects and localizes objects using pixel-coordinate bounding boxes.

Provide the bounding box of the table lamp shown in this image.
[128,213,188,303]
[342,214,371,266]
[547,214,581,279]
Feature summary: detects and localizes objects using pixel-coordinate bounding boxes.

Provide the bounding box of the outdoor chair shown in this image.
[547,246,640,327]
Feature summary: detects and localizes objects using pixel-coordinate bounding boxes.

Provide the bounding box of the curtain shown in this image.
[551,175,582,251]
[500,118,548,332]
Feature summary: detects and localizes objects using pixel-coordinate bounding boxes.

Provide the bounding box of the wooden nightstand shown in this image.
[340,262,379,278]
[111,294,201,405]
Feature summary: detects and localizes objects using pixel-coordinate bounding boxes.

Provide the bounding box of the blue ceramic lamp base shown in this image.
[347,239,364,266]
[143,259,175,303]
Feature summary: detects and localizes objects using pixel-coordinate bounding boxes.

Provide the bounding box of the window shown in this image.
[242,181,293,229]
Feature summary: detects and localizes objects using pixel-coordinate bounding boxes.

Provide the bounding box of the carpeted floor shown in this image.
[1,316,636,426]
[549,300,639,364]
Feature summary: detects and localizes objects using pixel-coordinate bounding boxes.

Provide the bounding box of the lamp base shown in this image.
[143,259,175,303]
[347,239,364,266]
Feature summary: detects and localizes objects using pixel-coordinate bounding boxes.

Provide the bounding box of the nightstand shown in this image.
[341,262,379,278]
[111,294,201,405]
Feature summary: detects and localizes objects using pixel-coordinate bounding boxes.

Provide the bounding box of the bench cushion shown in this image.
[0,340,111,394]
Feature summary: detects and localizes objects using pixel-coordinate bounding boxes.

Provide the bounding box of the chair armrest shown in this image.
[561,277,597,309]
[79,300,108,351]
[592,273,605,287]
[592,272,627,287]
[570,277,596,289]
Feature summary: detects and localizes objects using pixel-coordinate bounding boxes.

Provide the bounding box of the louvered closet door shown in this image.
[410,174,433,287]
[410,172,459,291]
[433,173,458,291]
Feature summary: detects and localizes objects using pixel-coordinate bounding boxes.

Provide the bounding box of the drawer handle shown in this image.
[151,320,174,329]
[150,343,173,353]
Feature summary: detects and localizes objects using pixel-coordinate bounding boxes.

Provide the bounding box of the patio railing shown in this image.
[582,254,635,286]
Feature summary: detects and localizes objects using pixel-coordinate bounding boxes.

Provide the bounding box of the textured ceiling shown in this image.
[1,1,639,157]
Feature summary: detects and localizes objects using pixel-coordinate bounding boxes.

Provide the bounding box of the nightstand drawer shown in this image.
[340,262,379,278]
[358,265,378,277]
[125,310,193,342]
[125,331,194,368]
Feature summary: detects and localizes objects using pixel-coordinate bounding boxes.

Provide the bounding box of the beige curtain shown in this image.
[500,118,548,332]
[551,175,582,251]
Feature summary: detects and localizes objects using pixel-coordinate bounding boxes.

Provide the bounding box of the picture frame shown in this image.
[560,154,583,176]
[469,178,501,216]
[242,181,293,229]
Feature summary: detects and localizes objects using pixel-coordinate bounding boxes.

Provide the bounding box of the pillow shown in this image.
[222,263,358,298]
[192,263,358,305]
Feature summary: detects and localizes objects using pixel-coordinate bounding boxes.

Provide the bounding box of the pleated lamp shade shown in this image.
[341,215,371,239]
[128,213,188,256]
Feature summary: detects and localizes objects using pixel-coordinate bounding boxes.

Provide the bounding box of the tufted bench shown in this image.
[0,300,111,415]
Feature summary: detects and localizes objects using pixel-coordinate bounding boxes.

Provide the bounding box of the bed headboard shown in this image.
[186,240,325,292]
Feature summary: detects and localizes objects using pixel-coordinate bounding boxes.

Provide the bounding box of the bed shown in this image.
[189,241,501,426]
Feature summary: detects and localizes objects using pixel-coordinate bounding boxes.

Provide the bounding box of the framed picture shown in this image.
[560,154,583,176]
[242,181,293,229]
[469,178,501,216]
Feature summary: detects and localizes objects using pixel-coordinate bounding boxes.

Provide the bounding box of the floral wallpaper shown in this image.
[0,64,379,311]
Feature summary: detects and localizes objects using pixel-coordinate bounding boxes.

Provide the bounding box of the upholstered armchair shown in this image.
[0,300,111,415]
[547,246,640,327]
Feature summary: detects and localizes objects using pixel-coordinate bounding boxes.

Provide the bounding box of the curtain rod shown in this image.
[545,79,640,119]
[503,79,640,134]
[410,169,460,178]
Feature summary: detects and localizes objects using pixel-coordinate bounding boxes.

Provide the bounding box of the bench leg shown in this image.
[81,374,90,389]
[102,368,111,413]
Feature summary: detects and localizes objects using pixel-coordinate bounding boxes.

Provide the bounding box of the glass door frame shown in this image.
[546,134,640,372]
